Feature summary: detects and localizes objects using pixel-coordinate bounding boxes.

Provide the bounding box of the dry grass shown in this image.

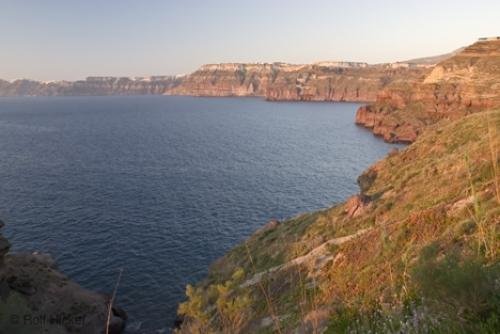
[176,110,500,333]
[293,237,307,330]
[486,112,499,204]
[244,242,282,334]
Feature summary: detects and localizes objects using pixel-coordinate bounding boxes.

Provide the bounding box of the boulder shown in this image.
[344,194,371,218]
[256,219,280,234]
[0,252,127,333]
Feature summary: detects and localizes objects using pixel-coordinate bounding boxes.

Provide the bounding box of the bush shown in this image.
[411,247,500,332]
[324,247,500,334]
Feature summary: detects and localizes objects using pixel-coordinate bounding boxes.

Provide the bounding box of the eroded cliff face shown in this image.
[0,76,183,96]
[0,50,458,102]
[165,62,432,102]
[165,63,279,97]
[1,58,443,100]
[356,39,500,142]
[266,64,431,102]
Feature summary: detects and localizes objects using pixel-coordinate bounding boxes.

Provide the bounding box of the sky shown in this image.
[0,0,499,81]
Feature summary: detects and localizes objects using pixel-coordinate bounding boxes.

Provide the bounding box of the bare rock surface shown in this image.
[0,223,126,334]
[356,39,500,142]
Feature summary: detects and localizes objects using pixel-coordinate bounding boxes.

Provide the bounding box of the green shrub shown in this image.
[411,248,500,332]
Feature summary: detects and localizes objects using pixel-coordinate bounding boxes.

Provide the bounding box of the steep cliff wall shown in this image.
[0,76,182,96]
[165,62,432,102]
[265,63,430,102]
[0,51,457,101]
[356,39,500,142]
[165,63,280,97]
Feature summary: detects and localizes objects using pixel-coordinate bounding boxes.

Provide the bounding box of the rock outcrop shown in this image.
[356,39,500,142]
[344,194,371,218]
[0,221,126,334]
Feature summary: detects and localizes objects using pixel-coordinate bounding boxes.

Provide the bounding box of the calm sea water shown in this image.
[0,96,398,332]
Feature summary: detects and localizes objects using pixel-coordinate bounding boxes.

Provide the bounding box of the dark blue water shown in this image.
[0,96,397,332]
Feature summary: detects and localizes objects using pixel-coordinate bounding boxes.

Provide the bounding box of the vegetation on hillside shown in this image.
[176,110,499,333]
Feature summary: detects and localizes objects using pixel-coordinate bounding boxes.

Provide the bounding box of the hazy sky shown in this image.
[1,0,499,81]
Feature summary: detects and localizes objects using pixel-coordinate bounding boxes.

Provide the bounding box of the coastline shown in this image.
[1,37,498,333]
[175,110,499,332]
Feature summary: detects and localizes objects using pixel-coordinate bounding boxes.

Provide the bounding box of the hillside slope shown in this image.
[176,110,499,333]
[356,39,500,142]
[402,47,465,65]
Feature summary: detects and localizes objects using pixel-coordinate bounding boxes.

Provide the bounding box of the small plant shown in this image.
[213,270,252,334]
[411,247,500,332]
[177,285,211,333]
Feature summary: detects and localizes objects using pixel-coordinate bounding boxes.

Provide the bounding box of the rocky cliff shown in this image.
[176,110,500,333]
[165,62,432,102]
[0,222,127,334]
[266,63,431,102]
[165,63,279,97]
[356,39,500,142]
[1,62,436,101]
[0,76,183,96]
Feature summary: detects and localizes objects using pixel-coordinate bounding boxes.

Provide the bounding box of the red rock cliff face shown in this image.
[0,61,437,100]
[356,39,500,143]
[165,63,277,97]
[265,64,430,102]
[166,62,431,102]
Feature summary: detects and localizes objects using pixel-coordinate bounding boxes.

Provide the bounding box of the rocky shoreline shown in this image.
[0,220,127,334]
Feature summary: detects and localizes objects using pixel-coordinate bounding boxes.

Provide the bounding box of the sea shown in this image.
[0,96,400,332]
